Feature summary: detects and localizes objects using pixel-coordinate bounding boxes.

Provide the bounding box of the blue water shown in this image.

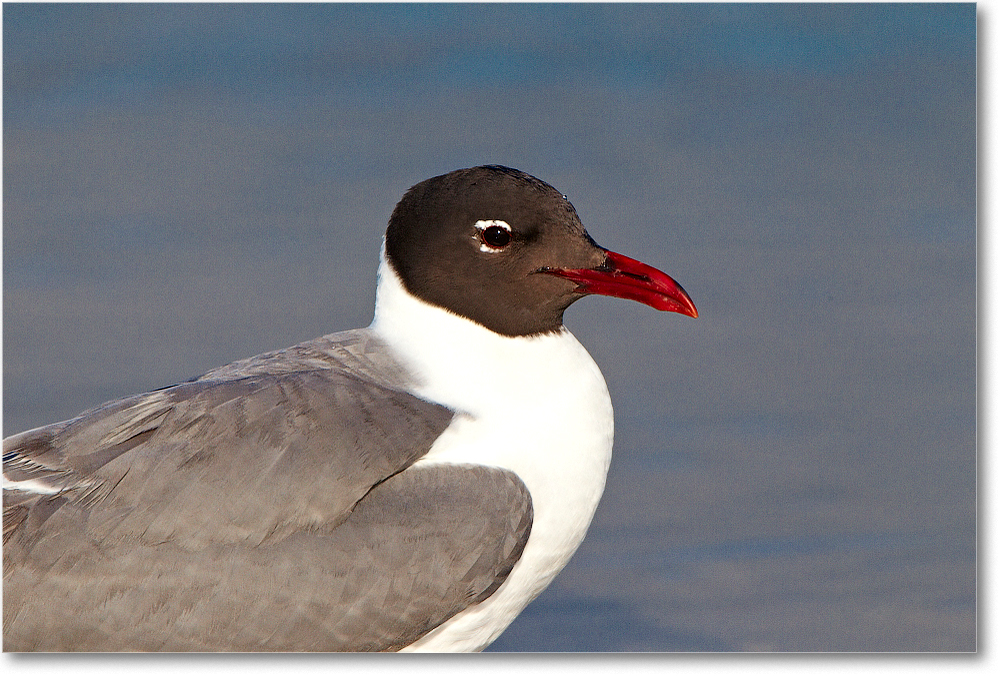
[3,3,976,652]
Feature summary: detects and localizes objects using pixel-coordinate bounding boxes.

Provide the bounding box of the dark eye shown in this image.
[482,225,512,249]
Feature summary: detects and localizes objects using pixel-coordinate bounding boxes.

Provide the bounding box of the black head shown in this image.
[384,165,697,337]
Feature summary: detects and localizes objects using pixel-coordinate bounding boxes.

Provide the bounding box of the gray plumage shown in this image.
[3,329,533,651]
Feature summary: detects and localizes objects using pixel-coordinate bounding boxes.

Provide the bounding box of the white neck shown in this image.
[370,249,615,651]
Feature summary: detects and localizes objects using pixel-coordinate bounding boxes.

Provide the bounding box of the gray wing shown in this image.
[4,464,532,652]
[3,330,532,650]
[3,368,451,549]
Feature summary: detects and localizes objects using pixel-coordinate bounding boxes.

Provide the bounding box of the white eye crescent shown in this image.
[474,220,513,252]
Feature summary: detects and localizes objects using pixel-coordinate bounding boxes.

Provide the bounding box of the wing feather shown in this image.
[3,330,539,651]
[4,464,532,651]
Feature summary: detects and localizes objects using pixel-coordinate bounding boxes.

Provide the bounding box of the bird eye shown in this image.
[481,225,512,249]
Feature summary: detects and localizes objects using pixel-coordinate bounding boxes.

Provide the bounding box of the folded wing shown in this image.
[3,330,532,651]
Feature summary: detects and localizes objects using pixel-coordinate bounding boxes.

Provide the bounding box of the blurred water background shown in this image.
[3,3,976,652]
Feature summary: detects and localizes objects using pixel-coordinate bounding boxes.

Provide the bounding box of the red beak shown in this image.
[544,250,698,318]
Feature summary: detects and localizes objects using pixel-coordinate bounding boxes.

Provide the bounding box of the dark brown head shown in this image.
[385,165,696,337]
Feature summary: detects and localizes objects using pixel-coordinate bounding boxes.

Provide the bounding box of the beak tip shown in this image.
[666,297,698,318]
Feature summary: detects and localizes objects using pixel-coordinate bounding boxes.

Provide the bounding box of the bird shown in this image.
[3,165,697,652]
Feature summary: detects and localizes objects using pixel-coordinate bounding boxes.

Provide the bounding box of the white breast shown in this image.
[370,254,614,652]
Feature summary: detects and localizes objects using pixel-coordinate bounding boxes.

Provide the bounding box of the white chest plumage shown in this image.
[370,255,615,651]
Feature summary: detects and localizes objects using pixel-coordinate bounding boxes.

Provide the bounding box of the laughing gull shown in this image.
[3,165,697,652]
